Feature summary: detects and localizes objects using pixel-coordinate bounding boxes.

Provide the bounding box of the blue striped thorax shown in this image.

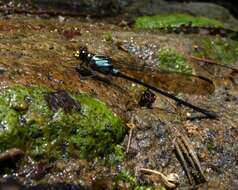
[75,47,119,75]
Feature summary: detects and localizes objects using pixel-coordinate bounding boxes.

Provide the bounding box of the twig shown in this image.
[138,168,176,189]
[190,56,217,64]
[126,128,133,153]
[177,138,196,170]
[174,132,206,185]
[190,56,238,72]
[179,134,205,181]
[126,123,136,153]
[174,139,193,184]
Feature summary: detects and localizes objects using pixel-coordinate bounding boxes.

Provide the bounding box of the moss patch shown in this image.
[106,145,125,165]
[134,14,224,29]
[156,48,193,74]
[114,171,159,190]
[0,85,125,162]
[193,36,238,65]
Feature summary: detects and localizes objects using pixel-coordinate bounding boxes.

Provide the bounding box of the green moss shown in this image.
[156,48,193,74]
[114,171,160,190]
[106,145,125,165]
[115,171,137,185]
[134,186,154,190]
[0,85,125,162]
[104,31,114,43]
[193,36,238,65]
[207,143,216,152]
[134,14,224,29]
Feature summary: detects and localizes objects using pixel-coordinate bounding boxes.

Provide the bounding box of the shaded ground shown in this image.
[0,13,237,189]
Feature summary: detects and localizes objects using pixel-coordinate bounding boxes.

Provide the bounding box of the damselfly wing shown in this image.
[109,57,215,95]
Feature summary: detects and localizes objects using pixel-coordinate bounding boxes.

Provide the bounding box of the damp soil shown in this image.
[0,13,237,189]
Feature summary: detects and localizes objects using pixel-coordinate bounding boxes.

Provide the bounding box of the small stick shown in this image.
[190,56,217,64]
[126,128,133,153]
[190,56,238,72]
[126,123,136,153]
[138,168,176,189]
[177,138,196,170]
[179,134,206,182]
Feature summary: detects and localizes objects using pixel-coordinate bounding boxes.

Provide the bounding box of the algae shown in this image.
[134,14,224,29]
[193,36,238,65]
[0,85,125,162]
[156,48,193,74]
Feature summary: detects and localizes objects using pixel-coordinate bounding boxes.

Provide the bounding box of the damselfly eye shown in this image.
[79,47,88,61]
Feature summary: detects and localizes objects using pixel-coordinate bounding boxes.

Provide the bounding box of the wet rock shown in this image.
[60,28,81,40]
[0,85,125,161]
[6,0,129,17]
[0,12,237,190]
[0,178,88,190]
[126,1,238,28]
[169,0,238,19]
[24,183,88,190]
[125,109,174,170]
[0,148,24,173]
[0,177,22,190]
[25,163,53,181]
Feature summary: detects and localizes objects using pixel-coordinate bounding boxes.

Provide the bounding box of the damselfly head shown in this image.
[74,46,89,61]
[78,46,89,62]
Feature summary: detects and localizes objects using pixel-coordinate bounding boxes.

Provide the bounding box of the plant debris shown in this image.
[173,132,206,185]
[44,90,81,113]
[138,89,156,108]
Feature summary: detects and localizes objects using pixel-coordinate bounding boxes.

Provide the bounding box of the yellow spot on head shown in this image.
[74,51,80,58]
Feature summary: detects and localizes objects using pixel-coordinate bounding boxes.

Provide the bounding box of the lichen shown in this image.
[134,14,224,29]
[192,36,238,65]
[156,48,193,74]
[0,85,125,162]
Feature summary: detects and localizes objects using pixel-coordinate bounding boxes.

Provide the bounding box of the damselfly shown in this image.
[74,47,217,119]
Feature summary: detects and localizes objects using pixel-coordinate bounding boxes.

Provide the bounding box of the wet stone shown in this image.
[136,130,150,140]
[156,148,172,168]
[138,138,151,149]
[0,85,124,163]
[153,123,168,140]
[0,148,24,174]
[44,90,81,113]
[0,11,237,189]
[125,109,175,171]
[0,177,22,190]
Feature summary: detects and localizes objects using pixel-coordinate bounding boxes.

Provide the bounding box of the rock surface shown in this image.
[2,0,238,28]
[0,11,237,190]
